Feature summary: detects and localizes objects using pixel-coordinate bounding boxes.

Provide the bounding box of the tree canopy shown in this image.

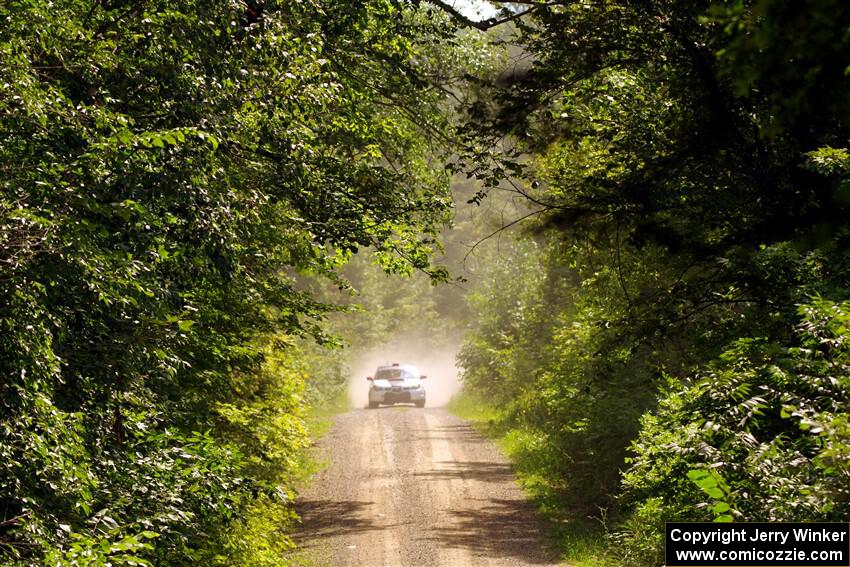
[0,0,472,563]
[447,0,850,563]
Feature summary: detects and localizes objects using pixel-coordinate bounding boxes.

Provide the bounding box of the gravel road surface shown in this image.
[291,407,563,567]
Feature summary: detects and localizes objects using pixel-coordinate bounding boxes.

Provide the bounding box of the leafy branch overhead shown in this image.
[0,0,476,562]
[450,0,850,564]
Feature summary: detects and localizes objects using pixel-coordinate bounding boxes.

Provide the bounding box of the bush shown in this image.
[618,299,850,564]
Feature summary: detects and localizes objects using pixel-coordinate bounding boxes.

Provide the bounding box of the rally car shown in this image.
[367,363,427,408]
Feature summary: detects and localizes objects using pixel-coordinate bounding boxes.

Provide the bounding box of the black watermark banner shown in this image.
[666,523,850,566]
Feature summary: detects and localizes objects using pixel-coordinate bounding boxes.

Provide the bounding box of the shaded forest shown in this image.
[2,0,850,565]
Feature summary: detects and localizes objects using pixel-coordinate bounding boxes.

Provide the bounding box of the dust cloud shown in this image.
[347,334,462,408]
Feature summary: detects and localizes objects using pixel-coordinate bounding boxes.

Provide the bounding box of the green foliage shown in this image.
[685,469,734,522]
[44,530,158,567]
[447,388,504,427]
[1,0,464,563]
[448,1,850,566]
[459,236,683,511]
[619,299,850,563]
[458,239,549,406]
[205,494,299,567]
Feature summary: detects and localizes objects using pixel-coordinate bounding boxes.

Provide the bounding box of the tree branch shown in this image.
[463,207,545,262]
[615,220,633,310]
[426,1,539,31]
[0,512,31,529]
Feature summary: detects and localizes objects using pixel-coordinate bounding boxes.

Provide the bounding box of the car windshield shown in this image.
[375,368,417,381]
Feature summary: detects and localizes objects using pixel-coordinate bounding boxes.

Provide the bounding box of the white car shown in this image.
[367,363,427,408]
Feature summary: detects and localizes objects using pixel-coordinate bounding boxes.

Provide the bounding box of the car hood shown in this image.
[373,379,422,388]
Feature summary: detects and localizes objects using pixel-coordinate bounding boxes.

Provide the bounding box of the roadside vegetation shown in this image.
[448,1,850,565]
[0,1,479,563]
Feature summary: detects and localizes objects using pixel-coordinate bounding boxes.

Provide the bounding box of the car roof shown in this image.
[376,363,419,373]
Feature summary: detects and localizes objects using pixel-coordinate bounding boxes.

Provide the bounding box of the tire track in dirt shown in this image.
[291,408,562,567]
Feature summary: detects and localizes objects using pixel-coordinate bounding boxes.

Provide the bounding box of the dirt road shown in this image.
[291,407,562,567]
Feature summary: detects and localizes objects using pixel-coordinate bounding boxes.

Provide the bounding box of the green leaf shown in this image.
[704,487,725,499]
[711,502,731,514]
